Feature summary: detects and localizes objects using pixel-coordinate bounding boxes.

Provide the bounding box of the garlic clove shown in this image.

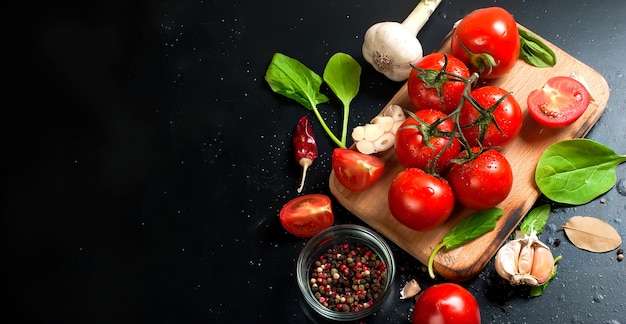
[517,243,535,275]
[373,132,396,152]
[400,279,421,300]
[363,124,385,141]
[530,245,554,284]
[494,239,521,279]
[352,125,366,141]
[392,120,405,134]
[494,233,556,287]
[356,140,377,155]
[370,116,394,132]
[382,104,406,122]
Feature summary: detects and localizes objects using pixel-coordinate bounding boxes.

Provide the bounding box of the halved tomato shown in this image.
[332,148,384,192]
[527,76,591,128]
[279,194,334,238]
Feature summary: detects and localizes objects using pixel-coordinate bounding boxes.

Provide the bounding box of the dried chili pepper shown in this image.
[294,115,318,193]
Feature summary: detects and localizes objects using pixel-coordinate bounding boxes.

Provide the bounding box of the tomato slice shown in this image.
[332,148,384,192]
[279,194,334,238]
[527,76,591,128]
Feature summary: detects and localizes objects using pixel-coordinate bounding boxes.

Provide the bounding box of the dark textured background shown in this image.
[4,0,625,323]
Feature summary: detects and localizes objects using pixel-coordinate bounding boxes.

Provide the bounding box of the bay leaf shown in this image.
[560,216,622,252]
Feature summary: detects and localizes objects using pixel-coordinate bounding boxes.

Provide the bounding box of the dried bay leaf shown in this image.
[560,216,622,252]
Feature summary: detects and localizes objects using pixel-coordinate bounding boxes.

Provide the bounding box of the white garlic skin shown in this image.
[494,233,554,286]
[362,22,423,82]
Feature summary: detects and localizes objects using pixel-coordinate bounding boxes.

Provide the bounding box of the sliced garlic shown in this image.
[363,123,385,141]
[370,115,394,132]
[373,132,395,152]
[400,279,421,300]
[356,140,377,155]
[351,104,407,154]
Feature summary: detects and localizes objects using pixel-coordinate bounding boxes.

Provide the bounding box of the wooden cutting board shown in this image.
[329,26,610,281]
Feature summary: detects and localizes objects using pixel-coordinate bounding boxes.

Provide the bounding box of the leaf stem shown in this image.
[310,101,345,148]
[428,241,446,279]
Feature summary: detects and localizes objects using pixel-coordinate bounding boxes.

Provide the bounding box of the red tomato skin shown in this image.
[450,7,520,79]
[395,109,461,174]
[460,86,522,148]
[279,194,334,238]
[527,76,591,128]
[447,149,513,210]
[388,168,455,231]
[412,283,481,324]
[332,148,384,192]
[407,53,470,114]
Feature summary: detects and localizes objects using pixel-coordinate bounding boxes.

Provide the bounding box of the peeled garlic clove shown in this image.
[352,125,366,141]
[517,243,535,275]
[400,279,421,300]
[363,123,385,141]
[531,244,554,284]
[356,140,377,155]
[373,132,396,152]
[370,116,394,132]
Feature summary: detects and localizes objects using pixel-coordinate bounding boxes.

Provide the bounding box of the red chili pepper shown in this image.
[294,115,318,193]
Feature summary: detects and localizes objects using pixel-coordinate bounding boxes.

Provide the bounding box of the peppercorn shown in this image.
[309,243,387,312]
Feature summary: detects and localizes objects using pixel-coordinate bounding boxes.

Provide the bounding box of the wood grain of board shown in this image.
[329,26,610,281]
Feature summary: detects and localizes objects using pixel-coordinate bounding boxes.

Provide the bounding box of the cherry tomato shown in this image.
[388,168,455,231]
[279,194,334,238]
[447,149,513,210]
[527,76,591,128]
[450,7,520,79]
[332,148,384,192]
[459,86,522,148]
[395,109,461,174]
[412,283,481,324]
[407,53,470,114]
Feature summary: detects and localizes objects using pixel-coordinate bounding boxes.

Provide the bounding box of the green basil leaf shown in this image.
[443,207,503,249]
[264,53,329,110]
[520,204,550,236]
[518,28,557,68]
[323,52,361,109]
[535,139,626,205]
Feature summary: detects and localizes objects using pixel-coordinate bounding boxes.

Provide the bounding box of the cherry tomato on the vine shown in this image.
[279,194,334,238]
[447,149,513,210]
[460,85,523,148]
[407,53,470,114]
[395,109,461,174]
[388,168,455,231]
[450,6,520,79]
[332,148,384,192]
[412,283,481,324]
[527,76,591,128]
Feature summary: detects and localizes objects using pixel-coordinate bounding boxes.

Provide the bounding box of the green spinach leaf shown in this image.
[427,208,503,278]
[518,28,557,68]
[323,53,361,146]
[535,139,626,205]
[520,204,550,236]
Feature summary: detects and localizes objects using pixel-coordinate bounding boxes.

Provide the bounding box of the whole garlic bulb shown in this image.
[352,104,406,154]
[494,231,555,286]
